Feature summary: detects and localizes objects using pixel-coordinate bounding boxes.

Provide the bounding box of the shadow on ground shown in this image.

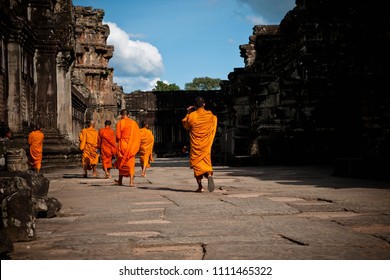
[214,165,390,190]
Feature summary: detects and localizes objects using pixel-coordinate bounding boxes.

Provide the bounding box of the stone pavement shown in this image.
[9,158,390,260]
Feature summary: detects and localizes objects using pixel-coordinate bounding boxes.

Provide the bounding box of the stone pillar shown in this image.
[6,39,22,132]
[0,36,7,123]
[34,49,58,130]
[56,51,73,139]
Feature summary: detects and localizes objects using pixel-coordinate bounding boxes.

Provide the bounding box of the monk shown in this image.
[182,96,217,193]
[28,125,44,173]
[138,120,154,177]
[98,120,116,179]
[114,109,141,187]
[79,120,99,178]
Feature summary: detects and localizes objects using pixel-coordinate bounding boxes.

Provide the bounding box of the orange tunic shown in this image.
[28,130,44,170]
[115,116,141,177]
[139,127,154,168]
[98,126,116,170]
[182,107,217,177]
[79,127,99,169]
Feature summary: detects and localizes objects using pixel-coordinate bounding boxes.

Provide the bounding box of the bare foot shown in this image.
[195,187,204,193]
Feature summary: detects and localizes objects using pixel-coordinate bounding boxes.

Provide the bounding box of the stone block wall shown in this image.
[221,0,390,176]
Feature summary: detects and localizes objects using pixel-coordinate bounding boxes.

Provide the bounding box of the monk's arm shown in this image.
[182,114,192,131]
[79,131,86,151]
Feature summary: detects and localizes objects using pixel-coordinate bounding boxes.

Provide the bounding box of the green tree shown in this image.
[152,80,181,91]
[185,77,221,90]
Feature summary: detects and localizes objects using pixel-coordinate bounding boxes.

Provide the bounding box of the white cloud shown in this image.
[113,76,170,93]
[104,21,164,92]
[245,15,268,25]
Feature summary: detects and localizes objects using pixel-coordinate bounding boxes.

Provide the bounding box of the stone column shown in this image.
[0,36,6,123]
[34,49,58,129]
[56,51,73,139]
[7,39,22,132]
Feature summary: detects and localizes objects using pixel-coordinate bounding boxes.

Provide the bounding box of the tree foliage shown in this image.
[152,80,181,91]
[185,77,221,91]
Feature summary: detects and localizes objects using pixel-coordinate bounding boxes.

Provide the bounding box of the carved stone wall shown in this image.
[0,0,76,141]
[124,91,225,158]
[0,1,125,166]
[221,0,390,176]
[73,6,121,129]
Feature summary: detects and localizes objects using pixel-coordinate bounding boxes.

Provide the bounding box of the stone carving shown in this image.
[221,0,390,177]
[0,176,35,242]
[6,148,29,172]
[0,170,62,257]
[0,1,125,166]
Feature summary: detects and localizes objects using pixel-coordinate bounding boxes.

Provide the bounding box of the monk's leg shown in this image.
[141,164,147,177]
[92,165,98,177]
[103,165,109,178]
[129,157,136,187]
[83,165,88,178]
[195,175,204,192]
[115,175,123,185]
[130,175,135,187]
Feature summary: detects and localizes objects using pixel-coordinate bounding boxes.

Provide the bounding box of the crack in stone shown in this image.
[331,220,345,226]
[161,195,179,207]
[372,234,390,246]
[279,234,308,246]
[219,199,237,206]
[317,198,333,203]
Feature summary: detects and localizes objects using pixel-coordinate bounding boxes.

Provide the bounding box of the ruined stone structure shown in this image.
[0,0,75,138]
[124,91,224,158]
[221,0,390,177]
[0,1,123,166]
[73,6,123,130]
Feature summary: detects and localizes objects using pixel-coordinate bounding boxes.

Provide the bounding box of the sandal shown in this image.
[208,176,215,192]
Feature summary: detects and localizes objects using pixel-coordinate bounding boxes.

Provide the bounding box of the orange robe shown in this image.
[79,127,99,169]
[115,117,141,177]
[98,126,116,170]
[139,127,154,168]
[182,107,217,177]
[28,130,44,170]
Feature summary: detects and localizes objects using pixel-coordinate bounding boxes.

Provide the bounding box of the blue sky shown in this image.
[72,0,296,92]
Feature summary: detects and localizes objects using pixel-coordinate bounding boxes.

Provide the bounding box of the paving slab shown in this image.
[9,158,390,260]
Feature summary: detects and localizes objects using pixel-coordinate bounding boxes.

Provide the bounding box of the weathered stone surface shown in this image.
[0,177,36,242]
[221,0,390,178]
[0,170,49,197]
[0,230,13,259]
[73,6,123,129]
[0,1,124,167]
[8,159,390,260]
[0,170,61,259]
[32,196,62,218]
[6,148,29,172]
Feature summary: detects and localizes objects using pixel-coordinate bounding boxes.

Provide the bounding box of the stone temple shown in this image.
[1,0,390,259]
[0,0,389,175]
[220,0,390,178]
[0,0,123,165]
